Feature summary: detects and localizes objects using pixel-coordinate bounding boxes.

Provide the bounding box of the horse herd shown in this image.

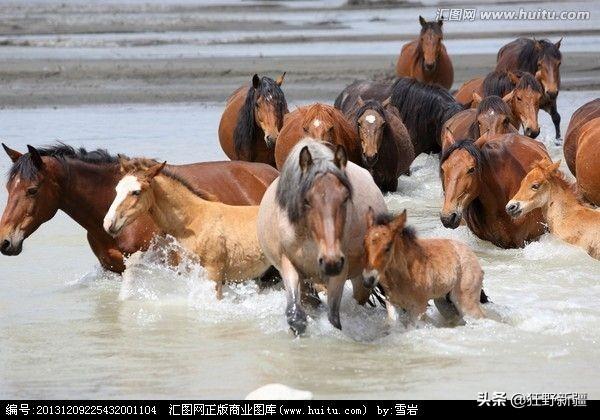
[1,16,599,335]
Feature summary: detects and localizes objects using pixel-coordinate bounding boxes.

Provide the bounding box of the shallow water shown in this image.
[1,91,599,399]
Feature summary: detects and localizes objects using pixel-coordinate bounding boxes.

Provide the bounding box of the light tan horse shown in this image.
[506,158,600,260]
[258,140,387,334]
[362,209,485,323]
[103,159,270,298]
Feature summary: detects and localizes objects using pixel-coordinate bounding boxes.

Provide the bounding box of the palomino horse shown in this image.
[258,140,387,334]
[454,70,543,138]
[0,143,277,272]
[506,159,600,260]
[363,209,485,323]
[442,94,518,151]
[274,103,361,169]
[395,16,453,89]
[564,99,600,206]
[343,97,415,192]
[390,77,463,154]
[218,73,288,166]
[103,159,270,298]
[496,38,563,139]
[439,133,549,248]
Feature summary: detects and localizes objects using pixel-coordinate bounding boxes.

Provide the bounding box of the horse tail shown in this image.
[233,86,257,161]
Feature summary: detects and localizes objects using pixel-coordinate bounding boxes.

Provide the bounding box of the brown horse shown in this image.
[218,73,288,166]
[363,209,485,323]
[564,98,600,175]
[343,97,415,192]
[569,117,600,206]
[439,133,549,248]
[507,158,600,259]
[395,16,453,89]
[274,103,361,169]
[442,94,518,150]
[496,37,562,139]
[454,70,543,138]
[0,143,277,272]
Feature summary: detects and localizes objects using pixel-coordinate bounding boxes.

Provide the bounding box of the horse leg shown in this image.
[205,264,225,300]
[434,294,459,320]
[87,233,125,273]
[385,299,398,323]
[280,255,307,335]
[327,270,348,330]
[547,100,561,141]
[350,276,371,305]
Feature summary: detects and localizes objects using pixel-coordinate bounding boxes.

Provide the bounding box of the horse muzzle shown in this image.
[440,211,461,229]
[505,201,523,218]
[524,126,540,139]
[424,62,436,72]
[264,133,277,149]
[362,269,379,289]
[318,255,345,277]
[103,218,124,238]
[0,236,23,256]
[362,153,379,168]
[546,90,558,100]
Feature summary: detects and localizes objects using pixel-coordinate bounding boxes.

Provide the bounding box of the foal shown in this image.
[506,159,600,260]
[363,209,485,323]
[103,159,271,298]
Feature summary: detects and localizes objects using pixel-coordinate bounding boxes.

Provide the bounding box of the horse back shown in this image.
[564,99,600,175]
[575,117,600,205]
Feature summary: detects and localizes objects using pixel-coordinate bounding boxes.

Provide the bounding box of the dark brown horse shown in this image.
[390,77,463,154]
[442,94,518,151]
[218,73,288,166]
[439,133,549,248]
[564,98,600,175]
[334,79,393,114]
[496,37,562,139]
[274,103,361,169]
[345,97,415,192]
[0,143,278,272]
[395,16,453,89]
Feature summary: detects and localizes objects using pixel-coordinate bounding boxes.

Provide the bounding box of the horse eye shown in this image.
[531,183,540,190]
[27,187,38,196]
[516,96,522,101]
[131,190,141,196]
[467,167,475,174]
[385,243,392,253]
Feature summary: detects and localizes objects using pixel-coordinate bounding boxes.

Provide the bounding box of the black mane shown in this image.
[233,76,287,160]
[483,70,543,98]
[516,38,562,73]
[8,143,119,181]
[440,138,483,174]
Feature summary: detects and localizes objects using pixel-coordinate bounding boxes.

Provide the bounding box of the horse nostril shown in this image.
[506,203,519,214]
[1,240,10,252]
[318,257,324,266]
[339,256,345,267]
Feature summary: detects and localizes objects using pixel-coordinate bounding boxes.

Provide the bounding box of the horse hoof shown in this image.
[328,314,342,330]
[287,311,308,336]
[554,137,563,146]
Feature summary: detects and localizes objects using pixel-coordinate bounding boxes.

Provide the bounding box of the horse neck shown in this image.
[383,234,421,293]
[60,160,120,235]
[149,175,209,237]
[543,178,579,231]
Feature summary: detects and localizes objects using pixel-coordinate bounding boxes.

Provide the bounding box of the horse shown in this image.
[389,77,463,154]
[103,159,271,298]
[334,79,393,113]
[257,140,387,334]
[343,97,415,192]
[439,133,549,248]
[274,103,361,170]
[564,98,600,173]
[506,158,600,260]
[218,73,288,166]
[568,116,600,206]
[395,16,454,89]
[442,94,518,151]
[454,70,543,138]
[362,209,485,323]
[496,37,563,139]
[0,143,277,272]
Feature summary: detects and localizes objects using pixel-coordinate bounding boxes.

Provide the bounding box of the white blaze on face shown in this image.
[365,115,376,124]
[103,175,141,233]
[313,119,321,127]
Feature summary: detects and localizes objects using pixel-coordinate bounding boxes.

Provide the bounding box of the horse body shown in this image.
[0,144,277,272]
[440,134,549,248]
[104,163,270,298]
[258,140,387,333]
[274,103,361,169]
[334,79,393,113]
[218,74,287,166]
[574,117,600,206]
[395,16,454,89]
[564,98,600,175]
[454,77,484,106]
[507,159,600,259]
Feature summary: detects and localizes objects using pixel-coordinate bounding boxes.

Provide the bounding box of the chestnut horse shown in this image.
[496,38,563,139]
[507,158,600,259]
[439,133,549,248]
[564,98,600,173]
[363,209,485,323]
[258,140,387,334]
[343,97,415,192]
[454,70,543,138]
[568,116,600,206]
[274,103,360,169]
[218,73,288,166]
[396,16,454,89]
[442,94,518,150]
[104,160,270,298]
[0,143,277,272]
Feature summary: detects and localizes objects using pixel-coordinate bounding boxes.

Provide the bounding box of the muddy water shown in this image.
[1,91,599,399]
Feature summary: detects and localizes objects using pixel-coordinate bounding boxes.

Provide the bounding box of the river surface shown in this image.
[1,90,599,399]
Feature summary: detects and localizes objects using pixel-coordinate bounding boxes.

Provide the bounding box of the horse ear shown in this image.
[356,96,365,107]
[252,74,261,89]
[26,145,44,170]
[2,143,22,163]
[366,207,375,229]
[275,72,286,86]
[145,161,166,180]
[117,154,129,173]
[299,146,313,174]
[444,126,455,144]
[548,159,561,173]
[555,38,562,49]
[502,90,514,103]
[507,71,520,85]
[390,209,407,232]
[534,39,542,52]
[333,145,347,170]
[437,18,443,26]
[472,92,483,107]
[419,15,427,27]
[381,97,391,108]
